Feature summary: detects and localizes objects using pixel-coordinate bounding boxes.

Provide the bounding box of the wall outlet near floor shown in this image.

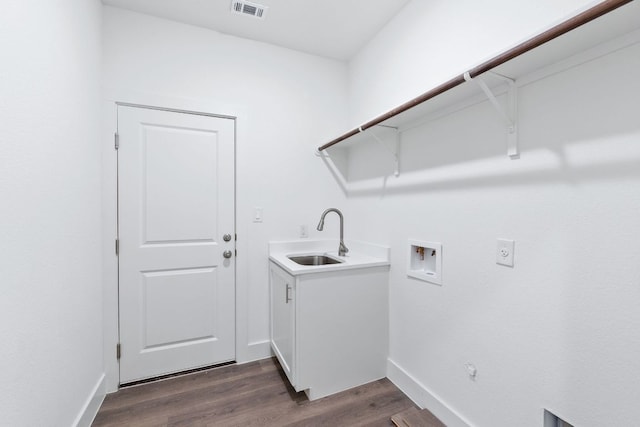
[299,225,308,238]
[465,363,477,380]
[496,238,515,267]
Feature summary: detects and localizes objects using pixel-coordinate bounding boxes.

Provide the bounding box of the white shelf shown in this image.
[318,1,640,154]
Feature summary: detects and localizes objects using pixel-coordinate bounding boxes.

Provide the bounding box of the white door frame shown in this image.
[101,93,254,392]
[116,103,236,383]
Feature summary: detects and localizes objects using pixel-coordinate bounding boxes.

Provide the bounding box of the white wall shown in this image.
[0,1,105,426]
[348,0,600,125]
[102,6,349,389]
[342,1,640,426]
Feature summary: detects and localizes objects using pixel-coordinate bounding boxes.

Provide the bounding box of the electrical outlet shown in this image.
[299,225,308,238]
[496,239,515,267]
[465,363,477,380]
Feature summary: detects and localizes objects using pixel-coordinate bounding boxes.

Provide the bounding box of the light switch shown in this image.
[496,239,515,267]
[253,207,263,223]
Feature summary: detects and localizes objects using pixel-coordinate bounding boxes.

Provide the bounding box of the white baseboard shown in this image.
[237,340,272,364]
[387,358,473,427]
[73,373,106,427]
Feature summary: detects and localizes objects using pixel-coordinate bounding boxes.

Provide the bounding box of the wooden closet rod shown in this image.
[317,0,633,152]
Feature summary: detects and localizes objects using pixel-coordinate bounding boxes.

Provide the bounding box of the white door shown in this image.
[117,105,235,383]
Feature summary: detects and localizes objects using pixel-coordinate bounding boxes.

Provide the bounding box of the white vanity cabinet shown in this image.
[269,259,389,401]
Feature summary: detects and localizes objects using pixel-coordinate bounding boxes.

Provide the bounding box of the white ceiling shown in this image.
[101,0,410,61]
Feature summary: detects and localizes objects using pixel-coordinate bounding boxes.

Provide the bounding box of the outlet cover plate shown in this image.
[496,239,515,267]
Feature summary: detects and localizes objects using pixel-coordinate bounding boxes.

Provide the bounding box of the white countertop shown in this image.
[269,239,390,276]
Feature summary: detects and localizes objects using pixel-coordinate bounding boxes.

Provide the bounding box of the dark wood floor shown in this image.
[93,357,418,426]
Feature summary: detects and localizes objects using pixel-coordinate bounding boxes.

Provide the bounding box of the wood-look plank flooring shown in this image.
[93,357,419,426]
[391,406,445,427]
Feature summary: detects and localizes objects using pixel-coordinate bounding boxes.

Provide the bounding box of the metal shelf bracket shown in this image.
[368,125,400,177]
[315,125,400,177]
[464,71,519,158]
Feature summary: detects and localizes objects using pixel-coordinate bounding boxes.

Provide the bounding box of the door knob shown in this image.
[223,234,232,242]
[223,250,233,259]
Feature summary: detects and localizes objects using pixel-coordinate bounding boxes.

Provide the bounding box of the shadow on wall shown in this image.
[319,42,640,198]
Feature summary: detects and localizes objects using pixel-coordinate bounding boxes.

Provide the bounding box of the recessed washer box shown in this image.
[407,239,442,285]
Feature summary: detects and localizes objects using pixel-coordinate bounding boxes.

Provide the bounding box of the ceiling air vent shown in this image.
[231,1,268,19]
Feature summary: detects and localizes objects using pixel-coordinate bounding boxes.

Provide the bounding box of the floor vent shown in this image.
[544,409,575,427]
[231,1,268,19]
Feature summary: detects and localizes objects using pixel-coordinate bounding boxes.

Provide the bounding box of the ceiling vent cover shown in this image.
[231,1,268,19]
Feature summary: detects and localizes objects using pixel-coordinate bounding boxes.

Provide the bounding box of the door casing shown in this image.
[102,100,243,390]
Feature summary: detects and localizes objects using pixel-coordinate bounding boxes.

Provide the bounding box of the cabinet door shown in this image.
[270,263,296,386]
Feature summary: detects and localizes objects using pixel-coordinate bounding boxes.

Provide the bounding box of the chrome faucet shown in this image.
[316,208,349,257]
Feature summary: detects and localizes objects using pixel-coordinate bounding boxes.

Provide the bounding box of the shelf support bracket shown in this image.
[368,126,400,177]
[464,71,519,158]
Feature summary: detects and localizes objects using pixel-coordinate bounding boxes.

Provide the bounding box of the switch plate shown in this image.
[299,225,308,238]
[496,239,515,267]
[253,207,263,223]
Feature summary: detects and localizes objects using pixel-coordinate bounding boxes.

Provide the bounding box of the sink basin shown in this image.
[288,254,343,266]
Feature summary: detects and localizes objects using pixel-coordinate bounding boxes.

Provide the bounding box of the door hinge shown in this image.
[235,249,237,257]
[235,233,237,241]
[116,343,121,360]
[114,132,120,150]
[115,238,119,256]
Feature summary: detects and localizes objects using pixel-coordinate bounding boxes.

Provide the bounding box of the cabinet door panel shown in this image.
[270,263,295,386]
